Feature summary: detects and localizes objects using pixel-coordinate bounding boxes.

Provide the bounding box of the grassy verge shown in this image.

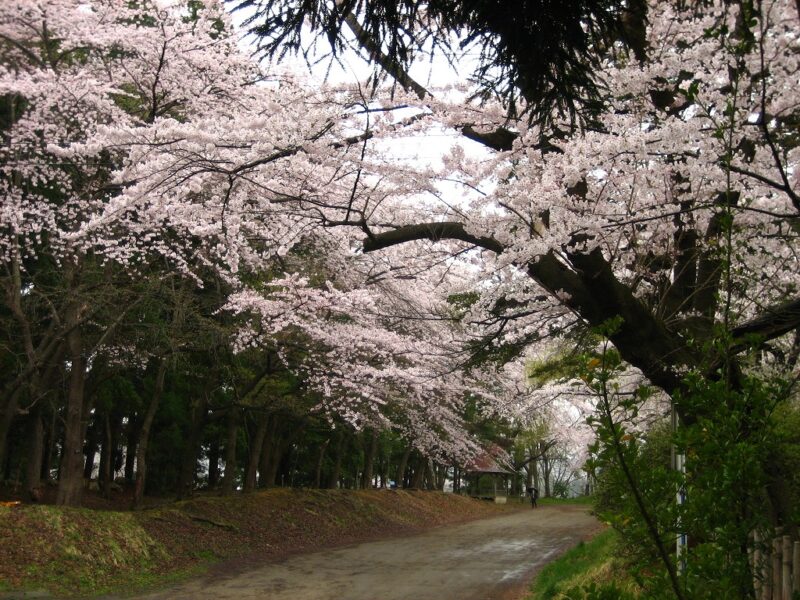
[506,495,594,507]
[526,528,639,600]
[0,489,513,598]
[538,496,593,506]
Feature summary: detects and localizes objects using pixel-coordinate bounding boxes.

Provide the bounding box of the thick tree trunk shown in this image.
[244,412,269,492]
[435,464,447,491]
[0,387,23,476]
[410,454,426,489]
[56,310,87,507]
[220,407,240,495]
[424,460,437,490]
[395,444,411,488]
[132,359,167,509]
[24,405,44,497]
[361,430,378,489]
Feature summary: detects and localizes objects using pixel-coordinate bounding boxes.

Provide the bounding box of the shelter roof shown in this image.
[464,443,513,474]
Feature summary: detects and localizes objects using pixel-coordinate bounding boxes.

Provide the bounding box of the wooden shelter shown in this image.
[462,444,514,503]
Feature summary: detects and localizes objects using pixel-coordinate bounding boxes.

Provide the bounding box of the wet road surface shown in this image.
[134,505,600,600]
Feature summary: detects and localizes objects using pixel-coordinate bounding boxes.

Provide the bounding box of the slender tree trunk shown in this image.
[98,413,110,495]
[257,415,276,488]
[24,404,44,498]
[327,431,345,489]
[97,411,114,498]
[42,406,57,483]
[378,446,388,488]
[133,359,167,509]
[0,250,44,474]
[542,452,552,498]
[361,430,378,489]
[314,438,330,489]
[265,432,290,488]
[56,306,86,507]
[124,413,138,484]
[396,444,411,489]
[83,420,99,480]
[220,407,240,495]
[207,437,220,489]
[244,412,269,492]
[177,396,207,499]
[99,411,121,497]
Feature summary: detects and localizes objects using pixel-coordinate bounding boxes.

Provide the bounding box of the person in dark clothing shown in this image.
[527,486,539,508]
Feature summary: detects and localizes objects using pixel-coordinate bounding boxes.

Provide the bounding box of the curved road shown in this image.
[136,505,600,600]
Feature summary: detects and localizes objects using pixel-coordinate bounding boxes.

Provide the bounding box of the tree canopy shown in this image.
[235,0,642,127]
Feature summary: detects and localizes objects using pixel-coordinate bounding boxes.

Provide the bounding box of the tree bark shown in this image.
[410,454,427,489]
[132,359,167,509]
[396,445,411,489]
[220,406,240,495]
[207,436,220,489]
[327,431,345,489]
[361,429,378,489]
[265,432,287,488]
[244,412,269,492]
[56,303,87,507]
[83,418,99,480]
[542,451,552,498]
[98,411,122,497]
[42,406,57,483]
[124,412,139,484]
[314,438,330,489]
[24,404,44,497]
[0,387,23,477]
[257,415,276,488]
[177,396,207,499]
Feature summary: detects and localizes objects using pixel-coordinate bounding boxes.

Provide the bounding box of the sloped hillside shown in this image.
[0,489,511,597]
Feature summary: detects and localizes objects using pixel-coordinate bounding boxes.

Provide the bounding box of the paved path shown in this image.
[135,505,600,600]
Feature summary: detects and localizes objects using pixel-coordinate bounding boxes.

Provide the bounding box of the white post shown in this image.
[671,405,687,571]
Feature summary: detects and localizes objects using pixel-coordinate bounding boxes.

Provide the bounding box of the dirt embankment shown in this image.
[0,489,515,597]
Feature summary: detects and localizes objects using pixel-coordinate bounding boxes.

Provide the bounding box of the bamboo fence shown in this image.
[752,529,800,600]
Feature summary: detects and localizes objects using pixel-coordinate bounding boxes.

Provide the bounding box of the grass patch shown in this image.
[0,505,169,597]
[527,528,639,600]
[506,496,593,507]
[538,496,594,506]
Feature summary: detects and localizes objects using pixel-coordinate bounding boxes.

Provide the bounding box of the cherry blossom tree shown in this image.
[240,0,800,563]
[1,0,494,505]
[0,0,361,504]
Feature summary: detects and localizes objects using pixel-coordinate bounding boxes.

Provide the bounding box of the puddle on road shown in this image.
[445,537,541,558]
